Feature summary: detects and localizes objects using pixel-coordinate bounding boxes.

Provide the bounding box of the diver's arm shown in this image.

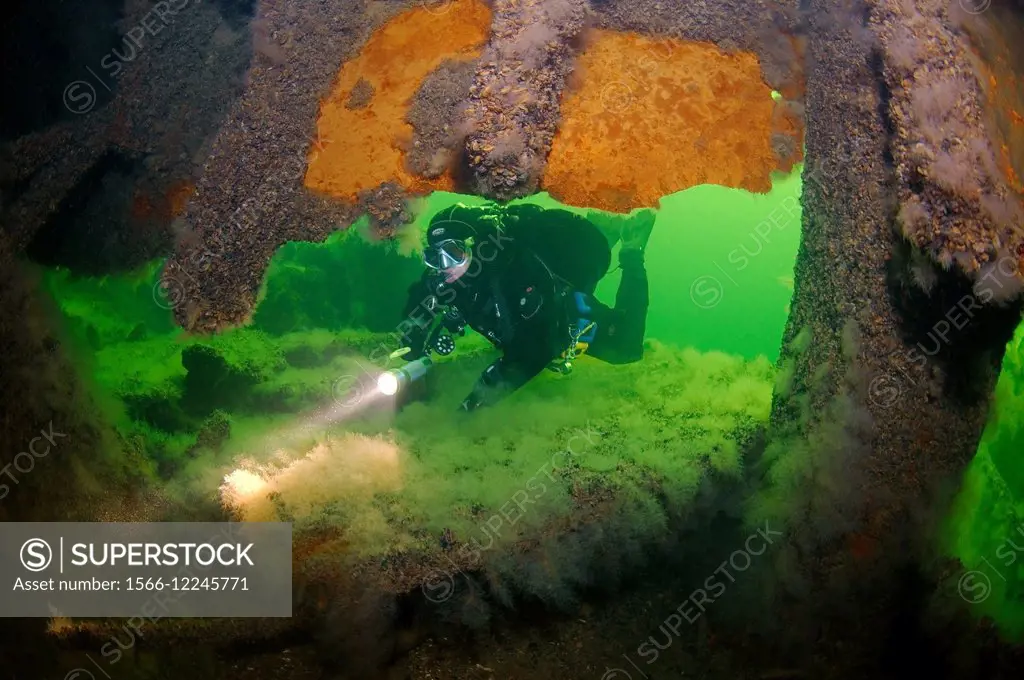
[460,286,561,410]
[398,272,442,358]
[459,352,552,411]
[459,249,565,411]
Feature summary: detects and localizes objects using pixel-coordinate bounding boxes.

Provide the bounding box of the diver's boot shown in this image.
[609,234,651,364]
[618,245,647,274]
[619,209,656,255]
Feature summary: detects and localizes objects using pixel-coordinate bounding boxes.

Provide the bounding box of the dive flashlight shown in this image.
[378,356,433,396]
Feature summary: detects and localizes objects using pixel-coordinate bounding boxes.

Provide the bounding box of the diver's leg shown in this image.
[585,246,651,363]
[606,210,655,358]
[584,211,655,363]
[606,247,650,361]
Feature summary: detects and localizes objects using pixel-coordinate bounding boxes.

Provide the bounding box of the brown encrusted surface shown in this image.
[0,121,111,250]
[165,0,416,332]
[753,0,1023,671]
[876,0,1024,283]
[460,0,588,200]
[0,0,249,266]
[405,58,480,180]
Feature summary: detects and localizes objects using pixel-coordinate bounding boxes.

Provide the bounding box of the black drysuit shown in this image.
[399,207,649,410]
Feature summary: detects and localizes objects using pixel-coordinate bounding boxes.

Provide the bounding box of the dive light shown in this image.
[378,356,433,396]
[379,306,463,396]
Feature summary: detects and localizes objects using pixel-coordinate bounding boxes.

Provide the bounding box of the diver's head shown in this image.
[424,232,471,283]
[424,206,488,283]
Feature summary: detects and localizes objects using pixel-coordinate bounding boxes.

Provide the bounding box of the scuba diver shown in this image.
[398,203,655,411]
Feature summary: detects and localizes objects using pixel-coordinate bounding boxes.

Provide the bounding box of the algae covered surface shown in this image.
[220,342,773,558]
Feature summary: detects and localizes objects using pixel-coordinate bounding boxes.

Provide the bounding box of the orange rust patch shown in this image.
[846,532,878,562]
[131,180,196,222]
[304,0,491,200]
[131,192,156,222]
[968,12,1024,196]
[167,180,195,216]
[543,30,781,213]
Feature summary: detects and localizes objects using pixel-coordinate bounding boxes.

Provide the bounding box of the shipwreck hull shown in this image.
[2,0,1024,678]
[746,0,1024,672]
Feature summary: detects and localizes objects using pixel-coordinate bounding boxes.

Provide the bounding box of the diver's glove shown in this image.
[459,392,483,412]
[398,320,431,360]
[458,361,505,412]
[458,380,491,412]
